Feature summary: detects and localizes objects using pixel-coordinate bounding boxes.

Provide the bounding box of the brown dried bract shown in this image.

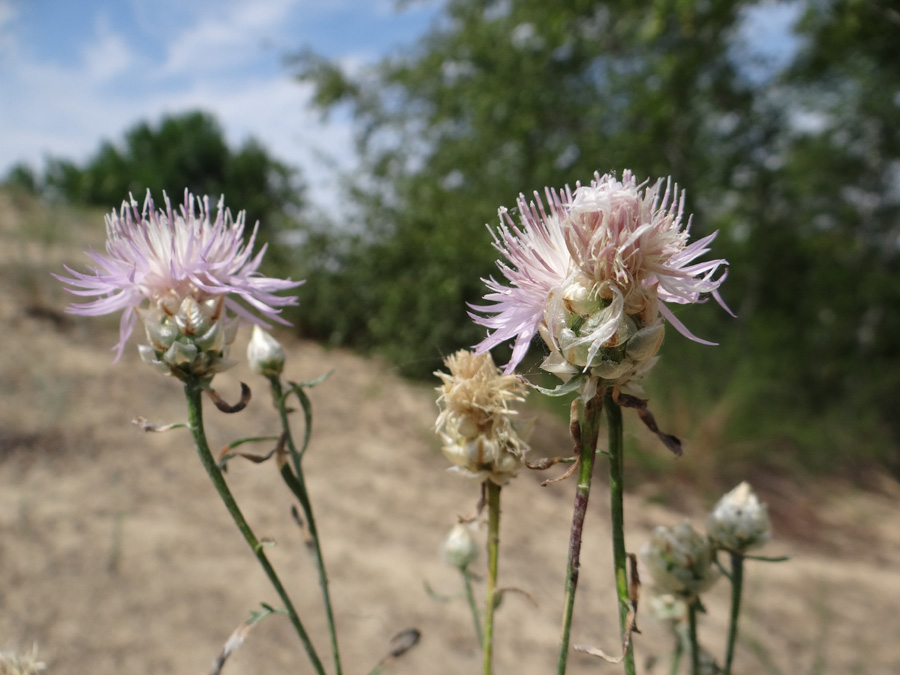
[613,390,682,456]
[206,382,252,413]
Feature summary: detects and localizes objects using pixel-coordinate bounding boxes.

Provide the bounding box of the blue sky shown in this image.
[0,0,800,211]
[0,0,441,209]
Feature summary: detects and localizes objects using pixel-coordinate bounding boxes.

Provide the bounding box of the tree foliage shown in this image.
[292,0,900,472]
[292,0,754,376]
[9,111,305,266]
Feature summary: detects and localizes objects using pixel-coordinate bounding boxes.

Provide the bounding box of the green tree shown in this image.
[37,111,305,258]
[292,0,755,378]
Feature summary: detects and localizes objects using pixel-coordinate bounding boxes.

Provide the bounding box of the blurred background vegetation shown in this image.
[6,0,898,481]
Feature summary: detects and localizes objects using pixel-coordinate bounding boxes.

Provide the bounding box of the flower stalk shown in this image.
[556,394,603,674]
[605,392,636,674]
[483,481,502,675]
[462,567,484,645]
[688,600,700,675]
[723,551,744,674]
[183,379,325,675]
[268,373,343,675]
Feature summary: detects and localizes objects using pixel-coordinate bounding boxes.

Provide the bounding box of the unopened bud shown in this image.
[441,522,479,569]
[247,325,286,376]
[707,481,771,552]
[640,521,719,600]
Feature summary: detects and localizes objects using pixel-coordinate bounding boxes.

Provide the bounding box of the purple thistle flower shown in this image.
[471,171,731,376]
[55,190,303,363]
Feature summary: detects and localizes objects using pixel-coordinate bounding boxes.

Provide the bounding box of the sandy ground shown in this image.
[2,192,900,674]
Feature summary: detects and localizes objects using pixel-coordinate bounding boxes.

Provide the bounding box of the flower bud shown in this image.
[441,522,479,569]
[707,482,771,552]
[647,593,688,625]
[640,521,719,600]
[247,325,286,376]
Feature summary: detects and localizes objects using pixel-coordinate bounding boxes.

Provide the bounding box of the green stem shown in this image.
[483,482,502,675]
[462,567,484,645]
[183,380,326,675]
[669,628,684,675]
[605,393,636,675]
[556,395,603,675]
[268,375,343,675]
[688,600,699,675]
[723,552,744,675]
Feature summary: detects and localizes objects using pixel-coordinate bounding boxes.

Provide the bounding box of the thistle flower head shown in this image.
[55,190,303,378]
[640,521,720,600]
[471,171,730,390]
[434,350,528,485]
[707,481,771,552]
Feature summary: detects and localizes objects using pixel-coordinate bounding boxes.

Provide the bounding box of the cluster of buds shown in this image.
[434,350,528,485]
[642,482,773,603]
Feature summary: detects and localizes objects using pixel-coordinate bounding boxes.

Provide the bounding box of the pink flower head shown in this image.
[471,171,731,374]
[55,190,304,362]
[468,189,572,373]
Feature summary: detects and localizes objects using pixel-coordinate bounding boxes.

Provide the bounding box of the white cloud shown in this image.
[0,0,445,212]
[82,20,137,83]
[159,0,297,76]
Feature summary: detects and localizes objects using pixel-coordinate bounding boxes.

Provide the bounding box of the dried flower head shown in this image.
[434,350,528,484]
[0,645,47,675]
[55,190,303,378]
[707,481,771,552]
[471,171,730,391]
[640,521,720,600]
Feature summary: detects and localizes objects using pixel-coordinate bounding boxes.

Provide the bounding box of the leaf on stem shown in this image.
[613,391,682,456]
[131,416,186,433]
[206,382,252,413]
[289,504,315,548]
[207,605,278,675]
[366,628,422,675]
[217,433,286,471]
[574,553,642,663]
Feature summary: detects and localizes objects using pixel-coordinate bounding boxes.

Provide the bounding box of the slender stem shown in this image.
[462,567,484,645]
[605,393,636,675]
[669,628,684,675]
[183,380,327,675]
[556,395,603,675]
[688,600,699,675]
[723,552,745,674]
[483,482,502,675]
[268,375,343,675]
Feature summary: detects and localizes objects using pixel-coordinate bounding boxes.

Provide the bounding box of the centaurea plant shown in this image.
[470,170,731,673]
[434,349,528,675]
[56,191,338,674]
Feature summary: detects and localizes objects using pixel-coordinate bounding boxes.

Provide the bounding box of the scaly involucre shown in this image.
[55,190,303,361]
